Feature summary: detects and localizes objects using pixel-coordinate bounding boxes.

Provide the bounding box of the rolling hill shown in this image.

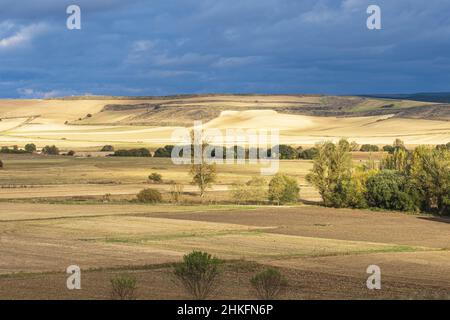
[0,94,449,150]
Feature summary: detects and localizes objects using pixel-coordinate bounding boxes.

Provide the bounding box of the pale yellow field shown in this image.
[0,96,448,150]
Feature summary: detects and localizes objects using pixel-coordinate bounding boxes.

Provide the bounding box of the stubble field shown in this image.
[0,155,449,300]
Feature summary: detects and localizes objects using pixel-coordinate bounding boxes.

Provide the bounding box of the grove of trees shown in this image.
[307,139,450,215]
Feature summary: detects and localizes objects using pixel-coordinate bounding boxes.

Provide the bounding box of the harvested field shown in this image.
[0,203,449,299]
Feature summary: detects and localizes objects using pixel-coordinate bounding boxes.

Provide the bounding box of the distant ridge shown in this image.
[361,92,450,103]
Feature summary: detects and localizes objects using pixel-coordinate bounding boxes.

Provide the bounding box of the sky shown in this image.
[1,0,450,98]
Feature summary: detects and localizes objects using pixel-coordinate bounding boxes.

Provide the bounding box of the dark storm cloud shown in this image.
[0,0,450,97]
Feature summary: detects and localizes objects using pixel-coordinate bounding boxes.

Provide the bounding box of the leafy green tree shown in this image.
[24,143,37,153]
[383,145,395,153]
[101,145,114,152]
[113,148,150,157]
[306,139,353,207]
[360,144,379,152]
[365,170,419,212]
[189,133,217,198]
[410,146,450,214]
[276,145,298,159]
[268,174,299,205]
[380,148,410,174]
[393,138,407,151]
[298,147,319,160]
[42,145,60,155]
[154,145,174,157]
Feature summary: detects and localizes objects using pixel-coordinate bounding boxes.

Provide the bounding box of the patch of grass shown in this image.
[269,245,426,260]
[100,229,266,244]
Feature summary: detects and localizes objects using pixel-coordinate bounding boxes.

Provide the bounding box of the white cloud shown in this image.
[126,39,216,67]
[341,0,367,12]
[0,22,48,50]
[17,88,63,99]
[212,56,264,68]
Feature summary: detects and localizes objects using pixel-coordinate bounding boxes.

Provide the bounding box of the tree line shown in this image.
[306,139,450,215]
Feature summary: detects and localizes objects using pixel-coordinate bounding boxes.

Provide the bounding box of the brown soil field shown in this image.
[0,204,449,299]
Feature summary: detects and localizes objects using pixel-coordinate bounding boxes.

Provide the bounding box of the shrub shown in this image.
[360,144,379,152]
[42,145,60,155]
[86,113,92,118]
[231,177,267,204]
[174,251,220,300]
[113,148,150,157]
[136,188,162,203]
[67,150,76,156]
[365,170,419,212]
[250,268,286,300]
[101,145,114,152]
[268,174,299,205]
[148,172,163,183]
[102,193,112,202]
[110,274,137,300]
[0,160,3,169]
[24,143,37,153]
[154,145,174,158]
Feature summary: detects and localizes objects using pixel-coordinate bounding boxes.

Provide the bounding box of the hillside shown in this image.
[0,95,449,150]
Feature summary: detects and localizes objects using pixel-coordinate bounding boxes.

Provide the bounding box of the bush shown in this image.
[24,143,37,153]
[0,160,3,169]
[230,177,267,204]
[365,170,419,212]
[136,188,162,203]
[110,274,137,300]
[67,150,76,156]
[154,145,174,158]
[268,174,299,205]
[174,251,220,300]
[148,172,163,183]
[101,145,114,152]
[250,268,286,300]
[42,145,60,155]
[113,148,150,157]
[360,144,379,152]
